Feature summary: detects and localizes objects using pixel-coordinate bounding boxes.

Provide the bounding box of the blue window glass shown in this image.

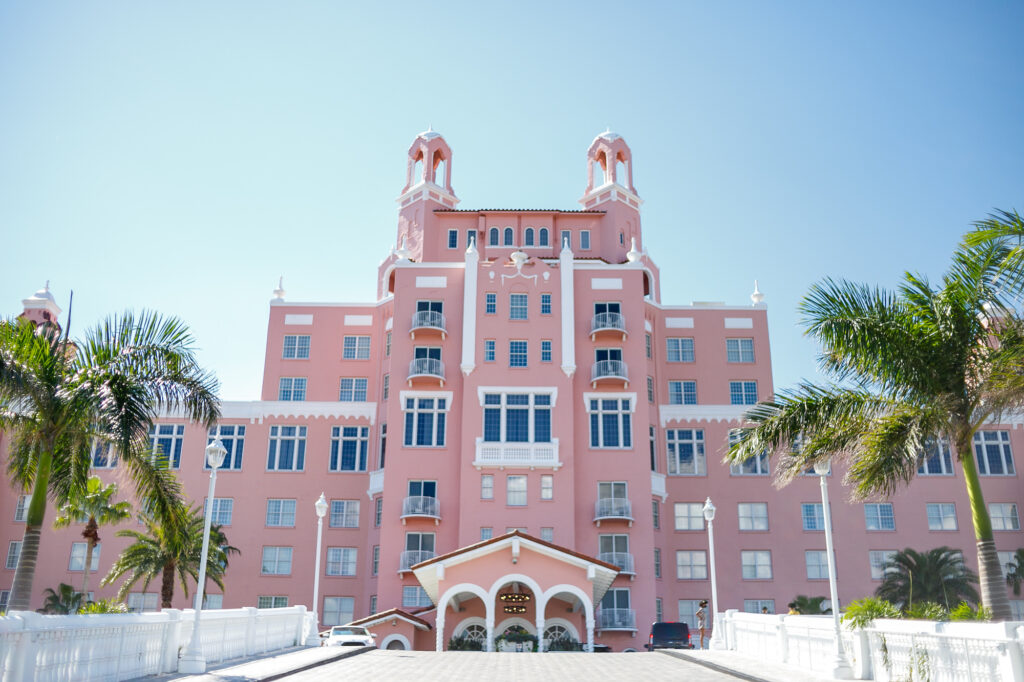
[485,293,496,314]
[539,228,549,246]
[484,339,495,362]
[541,340,552,362]
[524,228,534,246]
[666,338,695,363]
[509,340,528,367]
[503,227,514,246]
[447,229,458,249]
[541,293,552,315]
[510,294,528,320]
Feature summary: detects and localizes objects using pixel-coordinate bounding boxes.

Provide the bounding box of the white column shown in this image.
[819,466,853,679]
[460,239,479,376]
[535,616,545,652]
[559,238,576,378]
[435,607,446,652]
[585,616,595,653]
[485,615,495,653]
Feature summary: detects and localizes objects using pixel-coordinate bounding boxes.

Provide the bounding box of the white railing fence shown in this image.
[718,609,1024,682]
[0,605,314,682]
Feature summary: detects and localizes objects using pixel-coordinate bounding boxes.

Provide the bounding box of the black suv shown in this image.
[645,622,693,650]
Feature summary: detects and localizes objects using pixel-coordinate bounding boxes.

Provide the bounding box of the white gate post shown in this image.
[243,607,258,656]
[161,609,182,673]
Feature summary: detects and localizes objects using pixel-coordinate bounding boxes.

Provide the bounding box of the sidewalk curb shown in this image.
[252,646,373,682]
[657,649,770,682]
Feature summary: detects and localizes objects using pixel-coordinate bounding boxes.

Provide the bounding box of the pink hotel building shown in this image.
[3,130,1023,651]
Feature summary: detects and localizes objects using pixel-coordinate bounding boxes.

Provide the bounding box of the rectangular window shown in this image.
[744,600,774,614]
[447,229,458,249]
[652,500,660,529]
[730,451,769,476]
[209,498,233,525]
[68,542,101,572]
[374,497,383,526]
[580,230,591,249]
[278,377,307,401]
[14,495,27,522]
[372,546,379,576]
[729,381,758,405]
[541,340,552,363]
[482,393,552,444]
[480,527,493,541]
[261,546,293,575]
[666,338,695,363]
[510,293,528,320]
[645,333,652,359]
[402,586,432,608]
[869,550,898,580]
[917,439,954,475]
[326,547,358,576]
[738,503,769,531]
[805,550,828,580]
[403,397,447,447]
[649,425,657,472]
[990,503,1021,531]
[540,527,554,542]
[148,424,185,469]
[676,550,708,579]
[506,475,527,506]
[864,503,895,531]
[338,377,368,402]
[257,596,288,609]
[540,474,553,500]
[484,339,496,362]
[667,381,697,405]
[329,500,360,528]
[385,331,391,357]
[600,587,630,613]
[560,230,571,249]
[128,593,159,612]
[646,377,654,403]
[677,600,701,629]
[656,598,663,623]
[0,590,8,612]
[541,293,552,315]
[282,335,310,359]
[666,429,705,475]
[674,502,705,531]
[322,596,354,627]
[741,550,772,579]
[330,426,369,472]
[587,398,632,449]
[481,474,494,500]
[726,338,755,363]
[266,499,297,527]
[382,374,390,401]
[467,229,476,248]
[207,425,245,470]
[485,293,496,314]
[801,503,826,531]
[926,503,958,530]
[267,426,307,471]
[91,440,116,468]
[974,431,1015,475]
[654,548,662,578]
[342,336,371,360]
[509,340,528,367]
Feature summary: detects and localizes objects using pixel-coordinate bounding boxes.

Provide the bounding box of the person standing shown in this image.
[695,599,708,649]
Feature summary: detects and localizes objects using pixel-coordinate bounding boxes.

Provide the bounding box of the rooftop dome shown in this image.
[593,128,622,144]
[26,282,56,304]
[418,125,442,141]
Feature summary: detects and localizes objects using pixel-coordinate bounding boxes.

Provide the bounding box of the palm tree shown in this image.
[40,583,84,614]
[876,547,979,610]
[0,309,219,612]
[727,230,1024,620]
[102,506,234,608]
[791,595,830,615]
[53,475,132,596]
[1005,548,1024,596]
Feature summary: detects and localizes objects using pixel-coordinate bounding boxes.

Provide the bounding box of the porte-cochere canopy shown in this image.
[411,530,620,651]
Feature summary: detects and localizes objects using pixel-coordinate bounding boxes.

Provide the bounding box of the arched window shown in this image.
[412,157,424,187]
[463,624,487,642]
[524,228,535,246]
[489,227,499,246]
[615,158,627,187]
[434,157,446,187]
[503,227,514,246]
[539,228,550,247]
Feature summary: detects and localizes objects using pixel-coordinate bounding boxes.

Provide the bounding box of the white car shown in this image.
[325,625,376,647]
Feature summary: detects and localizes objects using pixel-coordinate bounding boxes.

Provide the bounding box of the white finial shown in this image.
[465,232,477,255]
[395,235,411,261]
[626,237,640,263]
[751,280,765,305]
[44,280,50,292]
[273,276,285,300]
[510,249,528,274]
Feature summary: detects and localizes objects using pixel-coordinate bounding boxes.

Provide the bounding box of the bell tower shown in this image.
[579,130,644,261]
[394,128,459,262]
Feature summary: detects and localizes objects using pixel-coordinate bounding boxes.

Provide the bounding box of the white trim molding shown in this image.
[659,404,748,426]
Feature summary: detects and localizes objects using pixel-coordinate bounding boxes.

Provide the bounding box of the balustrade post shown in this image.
[7,611,36,682]
[295,606,307,646]
[725,609,738,650]
[1000,622,1024,682]
[485,617,495,653]
[161,609,182,673]
[243,607,258,656]
[777,614,788,663]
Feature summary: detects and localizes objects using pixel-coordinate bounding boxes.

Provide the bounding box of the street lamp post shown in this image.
[703,497,725,650]
[815,459,852,679]
[306,492,328,646]
[179,439,227,674]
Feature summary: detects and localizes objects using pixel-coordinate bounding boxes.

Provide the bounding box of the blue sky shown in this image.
[2,2,1022,400]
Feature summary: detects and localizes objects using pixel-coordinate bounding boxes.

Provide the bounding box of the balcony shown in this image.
[590,360,628,388]
[407,357,445,386]
[597,608,637,631]
[410,310,447,339]
[401,495,440,524]
[651,471,667,502]
[367,469,384,499]
[399,550,436,573]
[597,552,635,578]
[594,498,633,527]
[590,312,627,341]
[473,438,561,470]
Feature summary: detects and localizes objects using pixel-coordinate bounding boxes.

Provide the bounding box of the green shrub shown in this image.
[841,597,901,629]
[547,636,582,651]
[79,599,129,614]
[447,634,484,651]
[904,601,947,621]
[948,602,991,622]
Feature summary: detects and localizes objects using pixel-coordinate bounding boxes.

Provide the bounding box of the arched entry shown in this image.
[380,634,411,650]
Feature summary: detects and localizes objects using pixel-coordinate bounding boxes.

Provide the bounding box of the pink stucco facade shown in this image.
[3,130,1023,650]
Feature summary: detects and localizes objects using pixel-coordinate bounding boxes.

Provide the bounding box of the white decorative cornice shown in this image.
[162,401,377,425]
[659,404,749,427]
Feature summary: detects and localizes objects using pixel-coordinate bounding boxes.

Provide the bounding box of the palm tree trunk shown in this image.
[7,446,54,611]
[161,559,176,609]
[81,540,95,597]
[959,436,1011,620]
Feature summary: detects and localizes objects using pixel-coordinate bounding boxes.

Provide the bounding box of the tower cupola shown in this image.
[579,129,641,210]
[20,281,62,328]
[400,127,458,203]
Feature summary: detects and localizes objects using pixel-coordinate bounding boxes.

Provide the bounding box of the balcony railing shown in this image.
[473,438,561,470]
[399,550,436,572]
[401,495,440,523]
[597,608,637,631]
[651,471,667,502]
[367,469,385,499]
[590,312,626,338]
[594,498,633,525]
[597,551,635,575]
[410,310,447,337]
[590,360,628,384]
[407,357,445,383]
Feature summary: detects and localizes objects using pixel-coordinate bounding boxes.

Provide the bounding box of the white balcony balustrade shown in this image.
[597,608,637,631]
[401,496,440,524]
[590,312,626,339]
[473,438,561,470]
[597,552,635,576]
[407,358,445,384]
[590,360,628,387]
[410,310,446,338]
[399,550,436,572]
[594,498,633,526]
